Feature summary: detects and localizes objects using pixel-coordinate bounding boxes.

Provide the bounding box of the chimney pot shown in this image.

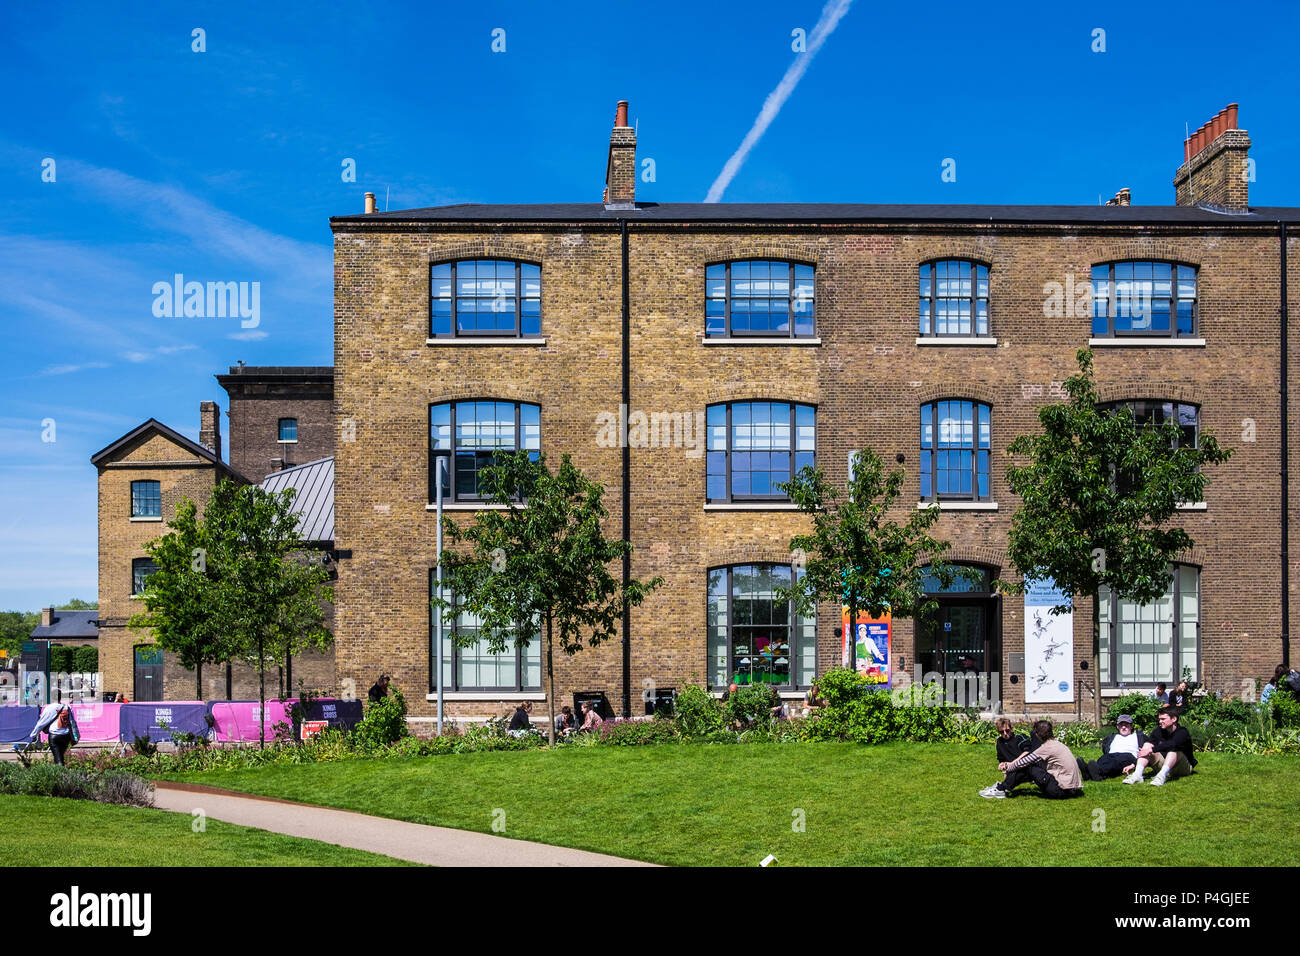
[615,100,629,128]
[1225,103,1239,129]
[1175,104,1249,210]
[364,192,376,214]
[604,99,637,206]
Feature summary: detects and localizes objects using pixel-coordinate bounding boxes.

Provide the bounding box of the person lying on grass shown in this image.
[980,719,1083,800]
[1077,714,1147,781]
[1122,706,1196,786]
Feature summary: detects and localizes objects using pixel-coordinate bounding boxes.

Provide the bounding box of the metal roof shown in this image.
[332,202,1300,227]
[29,610,99,640]
[260,456,334,544]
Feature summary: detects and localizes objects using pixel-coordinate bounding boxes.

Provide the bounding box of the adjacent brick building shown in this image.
[330,101,1299,722]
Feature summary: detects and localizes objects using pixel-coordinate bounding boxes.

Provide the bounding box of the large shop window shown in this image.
[431,259,542,338]
[920,400,992,501]
[1097,564,1200,686]
[918,259,989,336]
[707,564,815,689]
[431,579,542,692]
[1091,261,1197,337]
[705,260,815,337]
[706,401,815,502]
[429,401,541,502]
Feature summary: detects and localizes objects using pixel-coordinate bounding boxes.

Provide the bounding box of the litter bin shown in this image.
[573,690,615,720]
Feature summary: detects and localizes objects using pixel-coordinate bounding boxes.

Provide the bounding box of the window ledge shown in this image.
[129,595,144,600]
[426,503,518,511]
[917,501,999,511]
[703,502,803,511]
[701,337,821,346]
[1088,337,1205,348]
[915,336,998,347]
[427,692,547,701]
[129,516,163,522]
[277,439,298,444]
[426,337,547,347]
[1175,501,1208,511]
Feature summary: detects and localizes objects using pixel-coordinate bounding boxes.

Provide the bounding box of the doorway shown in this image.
[133,644,163,702]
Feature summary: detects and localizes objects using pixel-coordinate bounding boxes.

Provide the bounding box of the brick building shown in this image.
[91,370,336,701]
[329,100,1298,723]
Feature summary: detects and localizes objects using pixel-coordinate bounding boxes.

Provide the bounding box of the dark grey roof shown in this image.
[30,610,99,640]
[333,202,1300,227]
[260,456,334,544]
[90,418,244,479]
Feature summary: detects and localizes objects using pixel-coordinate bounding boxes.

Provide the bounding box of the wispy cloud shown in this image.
[227,329,269,341]
[40,361,110,376]
[704,0,854,203]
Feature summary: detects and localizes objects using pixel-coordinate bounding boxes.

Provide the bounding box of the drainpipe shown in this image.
[621,217,632,717]
[1283,221,1291,667]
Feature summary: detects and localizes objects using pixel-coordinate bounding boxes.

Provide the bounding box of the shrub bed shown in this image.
[0,761,153,806]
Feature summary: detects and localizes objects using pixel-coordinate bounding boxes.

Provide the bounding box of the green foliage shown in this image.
[353,687,410,749]
[1269,689,1300,729]
[49,645,75,673]
[131,734,157,757]
[778,446,962,626]
[803,668,895,743]
[0,610,39,657]
[1003,348,1232,610]
[591,719,681,746]
[672,684,727,737]
[1055,721,1101,749]
[72,645,98,674]
[1104,693,1162,731]
[433,452,662,742]
[725,683,777,729]
[0,762,152,806]
[130,479,334,745]
[170,730,210,750]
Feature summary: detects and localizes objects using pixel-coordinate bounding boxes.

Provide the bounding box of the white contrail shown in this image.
[704,0,854,203]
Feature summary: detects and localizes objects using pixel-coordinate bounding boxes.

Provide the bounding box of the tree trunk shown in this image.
[258,632,266,749]
[196,661,203,700]
[848,589,859,675]
[546,612,556,745]
[1092,608,1102,728]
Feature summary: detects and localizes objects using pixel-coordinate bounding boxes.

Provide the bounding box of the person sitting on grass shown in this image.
[1077,714,1146,781]
[579,700,604,732]
[1123,706,1196,786]
[980,720,1083,800]
[1153,683,1169,705]
[994,717,1037,765]
[507,701,533,735]
[554,705,576,736]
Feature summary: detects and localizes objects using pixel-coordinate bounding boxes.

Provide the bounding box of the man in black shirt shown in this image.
[994,717,1036,764]
[1123,707,1196,785]
[368,674,390,703]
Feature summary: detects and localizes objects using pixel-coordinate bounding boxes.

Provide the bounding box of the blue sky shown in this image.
[1,0,1298,611]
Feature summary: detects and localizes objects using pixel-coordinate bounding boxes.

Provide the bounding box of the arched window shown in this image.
[706,401,815,502]
[919,260,989,337]
[707,563,815,689]
[920,401,991,501]
[1090,261,1197,337]
[705,260,815,337]
[431,259,541,338]
[429,401,540,502]
[1098,565,1200,685]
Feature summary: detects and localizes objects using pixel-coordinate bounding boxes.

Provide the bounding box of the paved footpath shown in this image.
[152,781,657,867]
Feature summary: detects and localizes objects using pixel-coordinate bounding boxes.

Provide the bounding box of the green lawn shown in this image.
[0,794,419,867]
[164,742,1299,866]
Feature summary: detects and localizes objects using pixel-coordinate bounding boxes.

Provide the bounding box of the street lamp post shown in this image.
[435,457,446,735]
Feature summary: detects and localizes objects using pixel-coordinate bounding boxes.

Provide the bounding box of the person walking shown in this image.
[27,701,80,766]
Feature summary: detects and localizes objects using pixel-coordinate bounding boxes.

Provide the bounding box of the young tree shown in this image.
[778,446,967,673]
[431,452,662,743]
[1003,348,1232,722]
[131,480,333,744]
[128,499,231,699]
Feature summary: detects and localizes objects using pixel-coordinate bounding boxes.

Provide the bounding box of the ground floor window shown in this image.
[707,563,815,688]
[1097,564,1199,685]
[430,576,541,692]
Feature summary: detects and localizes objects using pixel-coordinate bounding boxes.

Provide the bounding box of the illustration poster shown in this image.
[1024,577,1073,703]
[842,607,891,687]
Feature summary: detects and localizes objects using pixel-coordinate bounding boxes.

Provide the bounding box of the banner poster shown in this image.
[1024,577,1074,703]
[842,607,891,687]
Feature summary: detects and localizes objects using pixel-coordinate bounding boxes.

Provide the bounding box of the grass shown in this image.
[163,741,1299,866]
[0,794,419,866]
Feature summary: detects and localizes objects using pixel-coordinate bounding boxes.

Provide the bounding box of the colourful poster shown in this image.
[842,607,891,687]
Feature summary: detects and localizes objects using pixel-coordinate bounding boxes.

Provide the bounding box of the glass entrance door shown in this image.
[918,600,991,674]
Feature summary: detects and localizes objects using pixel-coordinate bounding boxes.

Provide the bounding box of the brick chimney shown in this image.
[604,100,636,209]
[1174,104,1250,210]
[1105,187,1132,206]
[199,401,222,458]
[41,607,54,628]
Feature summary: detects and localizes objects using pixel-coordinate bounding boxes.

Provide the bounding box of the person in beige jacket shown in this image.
[980,720,1084,799]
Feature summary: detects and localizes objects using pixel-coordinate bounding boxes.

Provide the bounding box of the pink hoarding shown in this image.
[209,700,289,742]
[69,702,123,742]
